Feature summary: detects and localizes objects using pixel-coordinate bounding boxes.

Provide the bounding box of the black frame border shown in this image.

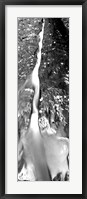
[0,0,87,198]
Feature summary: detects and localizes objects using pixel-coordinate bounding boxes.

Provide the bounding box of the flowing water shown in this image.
[24,19,51,181]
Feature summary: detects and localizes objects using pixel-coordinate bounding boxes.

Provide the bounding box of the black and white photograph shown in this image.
[18,17,69,181]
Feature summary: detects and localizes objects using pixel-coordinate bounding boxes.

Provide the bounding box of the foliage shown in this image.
[18,18,69,138]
